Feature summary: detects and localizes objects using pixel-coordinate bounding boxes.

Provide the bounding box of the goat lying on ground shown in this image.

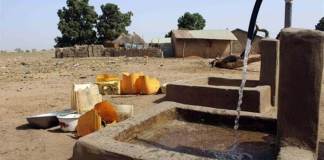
[210,55,261,69]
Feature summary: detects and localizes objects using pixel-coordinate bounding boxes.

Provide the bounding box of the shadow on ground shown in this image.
[16,124,35,130]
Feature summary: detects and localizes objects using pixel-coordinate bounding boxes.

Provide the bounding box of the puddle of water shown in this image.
[130,120,275,160]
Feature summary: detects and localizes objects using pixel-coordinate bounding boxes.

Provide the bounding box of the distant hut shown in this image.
[232,28,263,55]
[171,30,237,58]
[111,32,145,49]
[150,38,173,57]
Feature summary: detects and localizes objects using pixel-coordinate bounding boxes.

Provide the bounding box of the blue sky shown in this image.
[0,0,323,51]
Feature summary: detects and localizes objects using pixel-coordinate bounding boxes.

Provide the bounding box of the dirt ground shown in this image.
[0,52,323,160]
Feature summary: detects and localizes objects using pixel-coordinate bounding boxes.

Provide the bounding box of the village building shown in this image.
[104,32,145,49]
[171,30,237,58]
[149,38,173,57]
[232,28,264,55]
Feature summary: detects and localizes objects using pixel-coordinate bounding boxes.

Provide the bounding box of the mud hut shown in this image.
[112,32,145,49]
[171,30,237,58]
[150,38,173,57]
[232,28,263,55]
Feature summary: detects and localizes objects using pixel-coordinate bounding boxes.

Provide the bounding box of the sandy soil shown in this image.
[0,52,323,160]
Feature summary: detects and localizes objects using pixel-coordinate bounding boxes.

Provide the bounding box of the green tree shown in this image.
[96,3,133,42]
[55,0,98,47]
[177,12,206,30]
[315,17,324,31]
[165,31,172,38]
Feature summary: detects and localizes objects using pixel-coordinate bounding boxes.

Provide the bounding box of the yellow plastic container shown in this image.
[130,72,144,94]
[121,72,144,94]
[96,74,119,83]
[96,74,121,95]
[121,72,131,94]
[138,75,161,95]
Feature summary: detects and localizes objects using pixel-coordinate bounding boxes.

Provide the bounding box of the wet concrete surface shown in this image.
[130,120,276,160]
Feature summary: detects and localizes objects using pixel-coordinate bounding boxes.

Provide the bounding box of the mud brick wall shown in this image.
[259,39,280,107]
[112,48,162,57]
[55,46,162,58]
[55,47,75,58]
[89,45,105,57]
[74,45,89,57]
[277,28,324,156]
[102,48,113,57]
[166,83,271,113]
[55,48,63,58]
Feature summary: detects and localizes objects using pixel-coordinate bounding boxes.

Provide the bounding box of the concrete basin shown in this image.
[72,102,277,160]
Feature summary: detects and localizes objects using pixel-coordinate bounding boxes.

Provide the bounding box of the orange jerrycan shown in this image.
[94,101,119,123]
[121,72,144,94]
[76,109,101,137]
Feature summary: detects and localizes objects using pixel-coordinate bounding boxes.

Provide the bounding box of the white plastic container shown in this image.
[115,105,134,121]
[57,113,81,132]
[161,83,168,94]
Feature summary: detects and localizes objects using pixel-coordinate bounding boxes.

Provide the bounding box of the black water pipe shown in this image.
[247,0,263,39]
[240,0,263,58]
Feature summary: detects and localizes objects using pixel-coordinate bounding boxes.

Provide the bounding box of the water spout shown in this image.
[223,0,264,159]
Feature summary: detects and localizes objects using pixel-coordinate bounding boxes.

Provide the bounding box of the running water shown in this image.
[212,40,254,160]
[234,39,252,133]
[211,0,262,158]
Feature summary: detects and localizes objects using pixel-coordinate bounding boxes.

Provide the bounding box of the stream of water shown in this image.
[234,39,252,134]
[212,39,254,160]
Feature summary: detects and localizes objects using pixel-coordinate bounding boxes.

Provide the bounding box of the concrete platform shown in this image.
[72,102,277,160]
[278,146,315,160]
[319,141,324,160]
[165,77,272,113]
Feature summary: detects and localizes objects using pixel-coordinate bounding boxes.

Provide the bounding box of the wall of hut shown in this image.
[172,38,232,58]
[232,30,263,55]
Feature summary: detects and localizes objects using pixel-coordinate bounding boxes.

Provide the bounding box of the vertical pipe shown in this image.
[284,0,293,28]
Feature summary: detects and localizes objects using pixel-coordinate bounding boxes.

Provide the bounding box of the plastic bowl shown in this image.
[115,105,134,121]
[26,113,59,129]
[26,109,75,129]
[57,113,81,132]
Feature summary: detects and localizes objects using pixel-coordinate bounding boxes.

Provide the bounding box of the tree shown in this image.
[55,0,98,47]
[165,31,172,38]
[96,3,133,42]
[315,17,324,31]
[177,12,206,30]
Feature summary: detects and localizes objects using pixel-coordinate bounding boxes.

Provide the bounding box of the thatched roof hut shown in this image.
[112,32,145,45]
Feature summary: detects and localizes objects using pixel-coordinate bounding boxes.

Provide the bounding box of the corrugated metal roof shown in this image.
[150,38,171,44]
[232,28,263,38]
[173,30,237,41]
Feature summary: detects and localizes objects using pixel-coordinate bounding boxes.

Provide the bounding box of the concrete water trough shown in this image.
[165,77,273,113]
[73,102,277,160]
[72,29,323,160]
